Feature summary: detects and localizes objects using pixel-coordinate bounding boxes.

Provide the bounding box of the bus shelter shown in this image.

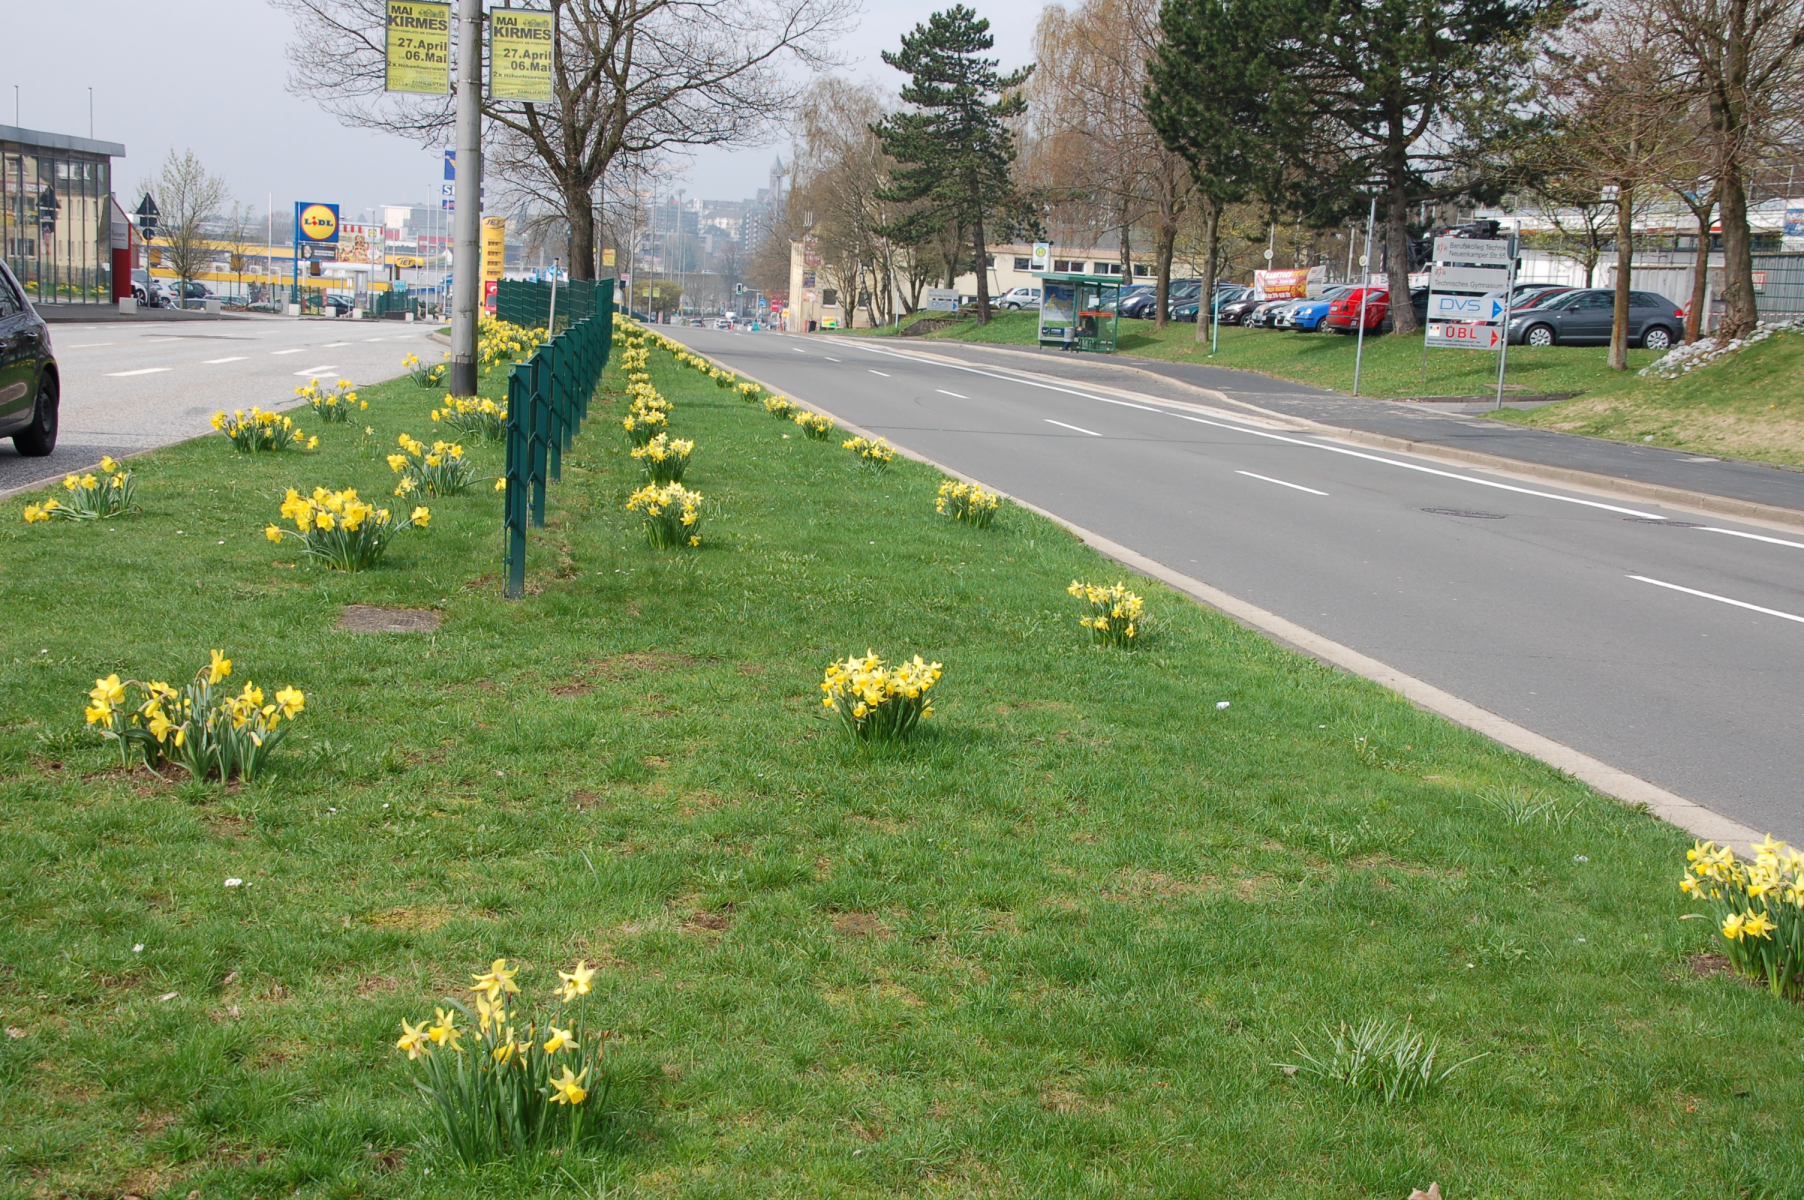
[1037,272,1120,352]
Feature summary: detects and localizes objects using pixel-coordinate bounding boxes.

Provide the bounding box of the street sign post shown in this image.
[1426,322,1504,349]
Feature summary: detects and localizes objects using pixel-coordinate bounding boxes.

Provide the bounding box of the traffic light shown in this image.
[736,283,743,294]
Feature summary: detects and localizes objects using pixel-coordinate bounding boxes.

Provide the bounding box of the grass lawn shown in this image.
[3,335,1800,1199]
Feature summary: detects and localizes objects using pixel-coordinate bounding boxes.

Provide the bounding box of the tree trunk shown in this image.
[1154,218,1176,332]
[1384,177,1418,335]
[1609,183,1633,370]
[1196,197,1221,344]
[1685,200,1712,342]
[972,209,991,325]
[567,191,598,281]
[1716,167,1758,339]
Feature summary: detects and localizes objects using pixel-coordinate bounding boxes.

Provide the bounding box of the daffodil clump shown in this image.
[1681,838,1804,998]
[388,433,476,497]
[212,408,316,453]
[843,435,894,471]
[477,315,547,369]
[936,480,1000,529]
[820,650,943,743]
[84,650,304,781]
[734,381,764,404]
[630,433,694,484]
[626,482,704,548]
[793,410,836,441]
[709,367,737,389]
[23,458,138,523]
[622,388,671,447]
[396,958,611,1166]
[1069,580,1145,647]
[267,487,430,571]
[404,351,448,388]
[294,377,366,423]
[430,395,508,443]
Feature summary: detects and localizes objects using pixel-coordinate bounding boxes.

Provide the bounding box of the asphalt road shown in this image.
[675,325,1804,843]
[0,315,440,494]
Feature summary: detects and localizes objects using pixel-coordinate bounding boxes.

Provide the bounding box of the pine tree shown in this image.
[873,6,1033,324]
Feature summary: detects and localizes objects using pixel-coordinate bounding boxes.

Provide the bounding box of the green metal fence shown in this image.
[495,279,614,335]
[502,279,615,598]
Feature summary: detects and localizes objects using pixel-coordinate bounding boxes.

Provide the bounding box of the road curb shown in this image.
[874,338,1804,532]
[679,330,1767,852]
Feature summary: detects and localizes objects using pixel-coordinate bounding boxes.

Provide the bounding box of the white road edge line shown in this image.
[937,389,968,399]
[1628,575,1804,624]
[1045,419,1101,436]
[1701,526,1804,551]
[203,356,248,364]
[1237,470,1327,496]
[105,367,171,377]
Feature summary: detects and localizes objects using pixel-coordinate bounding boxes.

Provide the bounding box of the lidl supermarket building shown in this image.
[1,124,126,307]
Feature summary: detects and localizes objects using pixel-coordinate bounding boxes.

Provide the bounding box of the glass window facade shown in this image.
[1,133,115,305]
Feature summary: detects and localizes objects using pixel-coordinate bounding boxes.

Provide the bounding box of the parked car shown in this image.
[323,295,355,317]
[1215,293,1265,325]
[997,286,1042,310]
[1116,285,1163,319]
[131,270,177,308]
[1506,288,1685,349]
[1282,286,1357,332]
[1324,286,1391,333]
[0,259,58,456]
[1248,298,1297,327]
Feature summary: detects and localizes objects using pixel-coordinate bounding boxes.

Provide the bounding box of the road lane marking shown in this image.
[824,356,840,361]
[294,365,337,376]
[65,342,114,349]
[1238,470,1327,495]
[203,356,248,364]
[105,367,172,377]
[1701,527,1804,551]
[321,341,352,348]
[791,347,807,353]
[1629,575,1804,624]
[937,389,968,399]
[271,348,305,355]
[1045,419,1101,436]
[869,369,890,377]
[362,337,387,343]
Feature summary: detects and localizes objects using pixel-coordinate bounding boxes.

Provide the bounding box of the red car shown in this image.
[1324,286,1388,333]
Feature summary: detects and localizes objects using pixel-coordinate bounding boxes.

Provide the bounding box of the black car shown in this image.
[0,260,57,455]
[1507,288,1685,349]
[1117,285,1162,319]
[1216,294,1265,325]
[323,295,356,317]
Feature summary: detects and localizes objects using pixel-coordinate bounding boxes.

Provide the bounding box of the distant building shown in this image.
[1,124,126,306]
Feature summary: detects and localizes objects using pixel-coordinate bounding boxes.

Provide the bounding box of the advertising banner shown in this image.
[1786,202,1804,252]
[1426,321,1504,349]
[1432,236,1512,266]
[1253,268,1309,300]
[384,1,451,95]
[339,223,387,268]
[481,216,507,282]
[489,9,555,101]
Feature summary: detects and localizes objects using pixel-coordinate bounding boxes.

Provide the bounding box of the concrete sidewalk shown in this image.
[886,338,1804,523]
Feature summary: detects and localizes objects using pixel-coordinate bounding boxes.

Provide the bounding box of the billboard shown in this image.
[1253,268,1309,300]
[339,223,387,268]
[481,216,507,282]
[489,9,555,102]
[384,1,451,95]
[296,202,339,245]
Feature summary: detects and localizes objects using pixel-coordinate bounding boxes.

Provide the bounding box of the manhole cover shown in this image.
[1421,507,1506,519]
[1624,517,1702,527]
[339,604,441,633]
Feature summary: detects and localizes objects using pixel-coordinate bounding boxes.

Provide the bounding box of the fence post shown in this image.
[503,360,529,599]
[529,349,550,527]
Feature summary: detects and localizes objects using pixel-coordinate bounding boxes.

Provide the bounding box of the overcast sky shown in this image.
[8,0,1042,227]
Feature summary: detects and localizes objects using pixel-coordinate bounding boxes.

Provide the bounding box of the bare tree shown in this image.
[223,201,261,301]
[274,0,856,279]
[146,149,229,306]
[1648,0,1804,337]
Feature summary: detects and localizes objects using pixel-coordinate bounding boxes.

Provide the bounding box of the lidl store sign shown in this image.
[297,203,340,244]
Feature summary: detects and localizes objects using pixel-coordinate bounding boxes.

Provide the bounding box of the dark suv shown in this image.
[0,260,57,456]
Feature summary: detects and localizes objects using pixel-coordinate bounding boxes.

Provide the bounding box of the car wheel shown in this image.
[1524,324,1555,348]
[14,372,58,457]
[1642,325,1674,351]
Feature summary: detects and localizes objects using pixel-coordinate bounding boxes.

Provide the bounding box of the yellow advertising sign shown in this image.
[481,217,507,282]
[601,248,615,267]
[385,1,451,95]
[489,9,554,102]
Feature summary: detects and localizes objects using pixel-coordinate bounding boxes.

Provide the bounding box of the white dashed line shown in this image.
[321,341,351,348]
[293,365,337,376]
[869,369,890,377]
[203,356,248,364]
[1045,419,1101,436]
[65,342,114,349]
[937,389,968,399]
[271,348,305,355]
[1237,470,1328,496]
[1629,576,1804,625]
[106,367,172,377]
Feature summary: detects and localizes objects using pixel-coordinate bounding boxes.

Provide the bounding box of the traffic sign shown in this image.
[1432,236,1512,266]
[1428,292,1489,321]
[1430,263,1510,291]
[1426,322,1504,349]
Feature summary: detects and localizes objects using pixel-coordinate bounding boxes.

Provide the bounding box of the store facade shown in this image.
[1,125,125,307]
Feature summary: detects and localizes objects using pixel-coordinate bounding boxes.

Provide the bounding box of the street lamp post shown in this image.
[449,0,484,397]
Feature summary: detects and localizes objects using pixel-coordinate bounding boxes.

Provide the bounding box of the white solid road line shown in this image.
[1045,419,1101,436]
[1629,575,1804,625]
[824,356,841,361]
[294,365,337,376]
[64,342,113,349]
[272,348,305,355]
[1237,469,1328,496]
[322,341,352,348]
[869,369,890,377]
[204,356,248,364]
[1702,526,1804,551]
[937,389,968,399]
[106,367,172,377]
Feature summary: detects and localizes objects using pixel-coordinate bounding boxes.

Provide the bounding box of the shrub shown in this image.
[430,395,508,443]
[396,958,612,1166]
[1069,580,1144,646]
[630,433,694,484]
[295,377,366,423]
[404,352,448,388]
[625,482,704,548]
[820,650,942,743]
[84,650,304,781]
[842,435,895,471]
[212,408,316,453]
[388,434,476,497]
[267,487,430,571]
[793,410,836,441]
[23,458,138,523]
[1278,1018,1483,1105]
[936,480,999,528]
[1681,838,1804,997]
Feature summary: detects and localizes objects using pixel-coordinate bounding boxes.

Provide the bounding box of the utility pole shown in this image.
[449,0,484,397]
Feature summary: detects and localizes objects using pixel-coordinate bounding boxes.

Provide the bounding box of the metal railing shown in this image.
[502,279,615,598]
[495,279,613,335]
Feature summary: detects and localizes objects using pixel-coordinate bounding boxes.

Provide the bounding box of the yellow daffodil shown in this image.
[543,1025,576,1053]
[1722,912,1746,941]
[557,960,595,1001]
[90,675,125,707]
[471,958,520,1002]
[427,1007,463,1051]
[275,686,304,719]
[411,506,430,527]
[548,1065,589,1105]
[208,650,232,684]
[397,1018,430,1059]
[100,456,117,472]
[1742,912,1777,940]
[265,524,284,542]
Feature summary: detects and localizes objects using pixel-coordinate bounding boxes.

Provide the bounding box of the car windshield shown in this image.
[1521,289,1575,310]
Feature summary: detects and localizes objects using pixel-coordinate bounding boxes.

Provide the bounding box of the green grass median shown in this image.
[2,339,1799,1197]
